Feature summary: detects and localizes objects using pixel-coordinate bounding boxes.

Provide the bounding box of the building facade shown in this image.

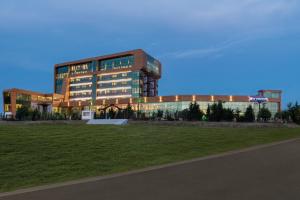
[2,88,64,117]
[2,49,282,118]
[54,49,161,102]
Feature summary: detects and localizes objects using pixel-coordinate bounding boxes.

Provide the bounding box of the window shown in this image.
[99,56,134,71]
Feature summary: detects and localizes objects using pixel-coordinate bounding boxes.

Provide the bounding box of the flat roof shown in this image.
[55,49,147,68]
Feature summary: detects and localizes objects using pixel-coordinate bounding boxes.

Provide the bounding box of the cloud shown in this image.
[164,38,248,59]
[0,0,298,32]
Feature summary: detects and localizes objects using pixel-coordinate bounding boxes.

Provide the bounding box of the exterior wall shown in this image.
[59,94,282,117]
[2,88,64,117]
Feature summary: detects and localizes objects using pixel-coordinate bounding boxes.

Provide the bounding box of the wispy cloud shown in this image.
[0,0,298,32]
[164,38,247,59]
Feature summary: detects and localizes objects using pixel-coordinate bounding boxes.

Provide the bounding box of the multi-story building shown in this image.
[54,49,161,102]
[2,88,64,118]
[2,49,282,118]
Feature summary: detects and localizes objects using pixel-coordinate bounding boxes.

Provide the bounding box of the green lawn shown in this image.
[0,124,300,192]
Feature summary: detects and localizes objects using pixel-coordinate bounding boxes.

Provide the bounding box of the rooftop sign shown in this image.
[249,96,269,103]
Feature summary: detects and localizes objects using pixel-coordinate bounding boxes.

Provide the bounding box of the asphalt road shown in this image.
[2,139,300,200]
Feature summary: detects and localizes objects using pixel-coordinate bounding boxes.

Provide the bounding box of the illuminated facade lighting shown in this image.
[159,96,163,102]
[192,95,196,102]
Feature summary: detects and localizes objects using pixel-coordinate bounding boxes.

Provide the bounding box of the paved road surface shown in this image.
[2,139,300,200]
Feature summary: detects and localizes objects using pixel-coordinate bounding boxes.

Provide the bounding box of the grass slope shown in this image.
[0,124,299,192]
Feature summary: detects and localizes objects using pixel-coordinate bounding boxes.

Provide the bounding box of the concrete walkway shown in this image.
[1,138,300,200]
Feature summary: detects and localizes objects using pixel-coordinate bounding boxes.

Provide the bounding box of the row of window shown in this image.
[70,77,93,84]
[97,89,131,96]
[70,92,92,98]
[99,56,134,71]
[98,72,129,81]
[98,81,131,88]
[70,85,92,91]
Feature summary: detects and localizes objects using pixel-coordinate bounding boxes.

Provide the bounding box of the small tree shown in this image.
[288,102,300,124]
[223,108,234,122]
[124,104,134,119]
[108,108,116,119]
[71,110,81,120]
[244,105,255,122]
[157,110,164,120]
[234,108,242,122]
[187,102,204,121]
[115,110,125,119]
[165,110,174,121]
[209,101,223,122]
[258,107,272,122]
[275,111,290,123]
[31,109,41,121]
[206,105,211,121]
[16,106,30,121]
[179,109,189,121]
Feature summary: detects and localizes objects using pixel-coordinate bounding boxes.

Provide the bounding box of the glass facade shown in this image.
[55,53,159,100]
[55,66,69,94]
[137,101,279,118]
[4,92,11,112]
[69,91,92,99]
[70,85,92,91]
[95,71,145,99]
[70,77,93,84]
[16,94,31,107]
[260,91,281,99]
[99,56,134,71]
[130,71,142,98]
[146,54,160,76]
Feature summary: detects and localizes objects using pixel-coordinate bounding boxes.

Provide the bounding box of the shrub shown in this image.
[258,107,272,122]
[16,106,30,121]
[244,105,255,122]
[187,102,204,121]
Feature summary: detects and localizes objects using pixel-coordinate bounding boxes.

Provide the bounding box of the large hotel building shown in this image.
[3,49,282,118]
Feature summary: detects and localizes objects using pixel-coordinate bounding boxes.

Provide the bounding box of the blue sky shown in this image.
[1,0,300,111]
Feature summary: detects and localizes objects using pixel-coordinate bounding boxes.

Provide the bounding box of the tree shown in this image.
[156,110,164,120]
[244,105,255,122]
[209,101,223,122]
[275,111,290,123]
[31,109,41,121]
[114,110,123,119]
[108,108,116,119]
[234,108,242,122]
[16,106,30,121]
[174,110,179,121]
[206,105,211,121]
[287,102,300,124]
[179,109,189,121]
[223,108,234,122]
[258,107,272,122]
[187,102,204,121]
[165,110,174,121]
[124,104,134,119]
